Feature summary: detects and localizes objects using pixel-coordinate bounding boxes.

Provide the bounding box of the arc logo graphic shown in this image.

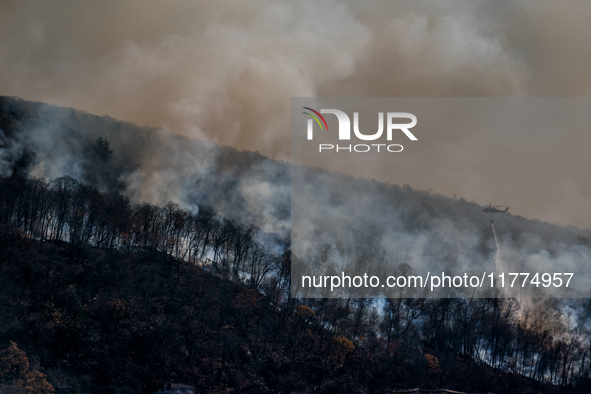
[302,107,418,153]
[302,107,329,136]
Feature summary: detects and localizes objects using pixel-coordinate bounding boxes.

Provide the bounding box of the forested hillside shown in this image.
[1,215,589,393]
[1,96,591,393]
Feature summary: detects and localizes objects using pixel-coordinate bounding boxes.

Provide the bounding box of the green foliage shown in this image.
[67,286,84,320]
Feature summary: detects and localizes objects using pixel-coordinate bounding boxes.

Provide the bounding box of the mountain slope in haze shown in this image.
[2,95,590,298]
[0,95,291,236]
[2,96,591,391]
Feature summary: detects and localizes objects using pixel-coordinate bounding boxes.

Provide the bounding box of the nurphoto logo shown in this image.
[302,107,418,153]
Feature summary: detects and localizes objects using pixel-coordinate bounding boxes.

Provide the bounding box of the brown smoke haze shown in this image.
[2,0,591,228]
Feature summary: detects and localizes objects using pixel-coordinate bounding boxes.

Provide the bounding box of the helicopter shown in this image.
[482,203,509,214]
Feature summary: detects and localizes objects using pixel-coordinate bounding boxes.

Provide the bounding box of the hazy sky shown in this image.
[2,0,591,229]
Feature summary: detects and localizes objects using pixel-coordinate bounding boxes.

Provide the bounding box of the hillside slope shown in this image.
[2,233,589,394]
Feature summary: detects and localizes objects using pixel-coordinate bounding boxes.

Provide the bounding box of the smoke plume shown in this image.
[2,0,591,227]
